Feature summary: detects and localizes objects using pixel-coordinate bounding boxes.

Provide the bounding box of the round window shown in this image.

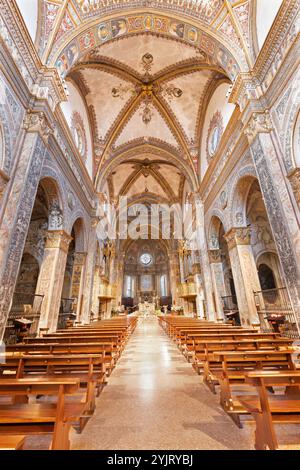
[140,253,152,266]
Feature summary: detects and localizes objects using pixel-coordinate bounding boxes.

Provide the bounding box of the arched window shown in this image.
[258,263,277,304]
[124,275,134,298]
[160,275,168,297]
[258,264,277,291]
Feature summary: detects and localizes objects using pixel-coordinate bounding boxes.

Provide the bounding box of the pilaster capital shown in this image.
[208,249,222,264]
[287,168,300,205]
[45,230,73,253]
[244,110,273,144]
[22,110,53,144]
[224,227,251,251]
[228,73,262,110]
[74,252,88,265]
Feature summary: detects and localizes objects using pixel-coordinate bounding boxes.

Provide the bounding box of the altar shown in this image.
[138,302,156,317]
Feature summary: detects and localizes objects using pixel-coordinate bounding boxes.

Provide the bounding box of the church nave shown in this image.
[71,318,253,451]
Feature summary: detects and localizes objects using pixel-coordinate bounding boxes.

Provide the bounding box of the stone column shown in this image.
[0,111,52,340]
[169,250,179,306]
[37,230,72,332]
[208,249,226,321]
[80,221,99,325]
[71,252,87,322]
[115,256,125,307]
[91,264,101,320]
[224,227,260,327]
[195,200,216,321]
[245,111,300,333]
[192,261,205,319]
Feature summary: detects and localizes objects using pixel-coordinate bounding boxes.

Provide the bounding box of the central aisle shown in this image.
[71,317,253,450]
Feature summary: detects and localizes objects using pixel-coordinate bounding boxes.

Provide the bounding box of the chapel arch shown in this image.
[7,177,65,340]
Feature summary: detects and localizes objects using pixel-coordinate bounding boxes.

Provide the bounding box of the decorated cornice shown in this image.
[0,0,67,110]
[229,0,299,111]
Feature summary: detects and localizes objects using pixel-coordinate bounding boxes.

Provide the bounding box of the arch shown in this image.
[69,216,87,252]
[229,171,258,228]
[39,176,64,231]
[207,213,226,249]
[49,11,248,80]
[97,142,198,193]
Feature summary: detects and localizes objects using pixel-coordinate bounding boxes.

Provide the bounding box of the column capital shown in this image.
[287,168,300,205]
[22,110,53,144]
[244,110,273,144]
[208,249,222,264]
[74,252,88,265]
[224,227,251,251]
[45,230,73,253]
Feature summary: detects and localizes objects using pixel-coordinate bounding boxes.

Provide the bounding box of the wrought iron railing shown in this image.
[5,292,45,342]
[254,287,299,339]
[221,295,240,325]
[57,298,77,329]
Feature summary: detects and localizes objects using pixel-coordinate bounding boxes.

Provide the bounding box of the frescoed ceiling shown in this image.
[18,0,256,199]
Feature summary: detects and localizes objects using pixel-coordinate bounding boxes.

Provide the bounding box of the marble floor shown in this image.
[71,316,255,450]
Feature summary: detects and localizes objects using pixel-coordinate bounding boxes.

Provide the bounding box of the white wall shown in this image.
[60,81,93,178]
[256,0,283,50]
[16,0,38,44]
[200,83,235,180]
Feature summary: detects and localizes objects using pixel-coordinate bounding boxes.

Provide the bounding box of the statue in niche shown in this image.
[210,234,219,249]
[235,212,244,226]
[48,202,63,230]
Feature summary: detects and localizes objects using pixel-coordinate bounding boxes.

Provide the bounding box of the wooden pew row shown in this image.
[159,315,300,448]
[193,337,293,365]
[174,327,259,348]
[0,436,25,450]
[208,349,297,428]
[0,318,137,449]
[238,370,300,450]
[0,354,106,422]
[0,378,85,450]
[184,333,286,363]
[6,342,116,376]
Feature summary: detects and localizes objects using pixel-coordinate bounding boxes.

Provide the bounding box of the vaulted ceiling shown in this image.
[21,0,258,203]
[67,33,228,200]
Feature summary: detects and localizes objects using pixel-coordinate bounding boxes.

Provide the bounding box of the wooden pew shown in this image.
[6,342,116,376]
[190,337,293,368]
[208,350,296,427]
[0,354,106,414]
[0,378,85,450]
[0,436,25,450]
[238,371,300,450]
